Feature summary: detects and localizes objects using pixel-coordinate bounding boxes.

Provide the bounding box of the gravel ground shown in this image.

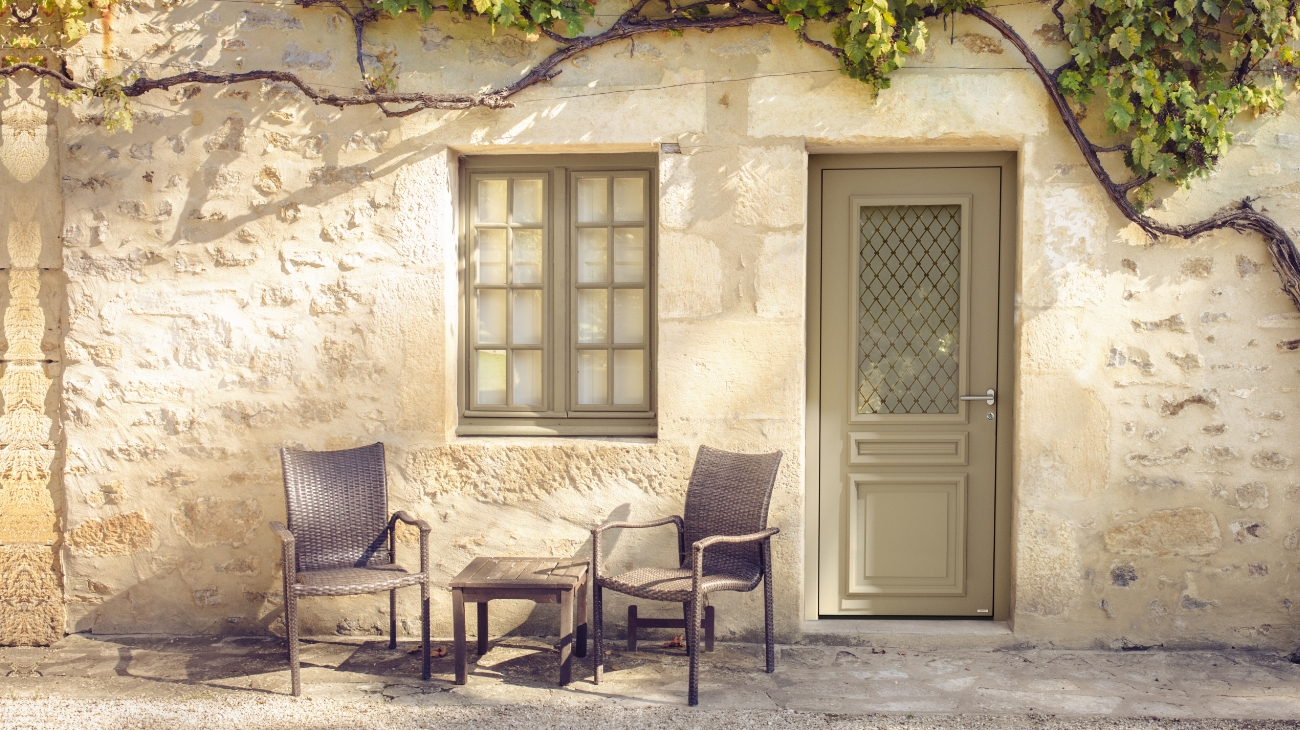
[5,701,1300,730]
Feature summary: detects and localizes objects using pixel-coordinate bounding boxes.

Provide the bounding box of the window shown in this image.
[459,154,656,436]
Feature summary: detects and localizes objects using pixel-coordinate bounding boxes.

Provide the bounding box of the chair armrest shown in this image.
[591,516,684,580]
[391,511,432,532]
[691,527,779,553]
[389,512,431,575]
[269,521,294,545]
[592,515,683,535]
[270,521,296,588]
[690,528,780,588]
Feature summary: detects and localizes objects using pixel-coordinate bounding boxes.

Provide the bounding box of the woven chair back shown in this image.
[681,445,783,581]
[280,442,390,573]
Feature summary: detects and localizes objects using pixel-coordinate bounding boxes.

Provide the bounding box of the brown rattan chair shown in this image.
[591,445,782,705]
[270,442,431,696]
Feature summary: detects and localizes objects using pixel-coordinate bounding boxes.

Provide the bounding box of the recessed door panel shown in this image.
[846,474,966,600]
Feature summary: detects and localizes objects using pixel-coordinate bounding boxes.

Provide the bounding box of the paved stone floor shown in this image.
[5,635,1300,728]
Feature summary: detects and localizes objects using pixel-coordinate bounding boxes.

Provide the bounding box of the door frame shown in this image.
[804,152,1018,622]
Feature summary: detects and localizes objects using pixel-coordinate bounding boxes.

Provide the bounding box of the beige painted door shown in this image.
[817,164,1003,616]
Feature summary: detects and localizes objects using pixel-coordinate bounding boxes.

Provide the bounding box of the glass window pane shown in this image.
[613,228,645,283]
[513,289,542,346]
[476,229,508,284]
[577,228,609,283]
[857,205,962,415]
[512,350,542,406]
[613,350,645,405]
[577,350,609,405]
[476,350,507,405]
[476,289,507,345]
[512,229,543,284]
[577,289,608,344]
[577,177,608,223]
[613,177,644,221]
[513,179,544,224]
[477,179,507,223]
[613,289,644,344]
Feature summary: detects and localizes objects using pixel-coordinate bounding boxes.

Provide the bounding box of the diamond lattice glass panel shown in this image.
[857,205,962,415]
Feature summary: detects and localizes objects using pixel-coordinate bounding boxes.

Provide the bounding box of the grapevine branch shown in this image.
[968,6,1300,310]
[7,8,784,115]
[7,0,1299,310]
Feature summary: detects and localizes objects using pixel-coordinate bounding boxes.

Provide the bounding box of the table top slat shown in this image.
[464,557,497,581]
[485,559,517,581]
[450,556,589,589]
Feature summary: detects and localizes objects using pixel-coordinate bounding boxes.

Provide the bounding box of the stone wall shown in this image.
[7,0,1300,649]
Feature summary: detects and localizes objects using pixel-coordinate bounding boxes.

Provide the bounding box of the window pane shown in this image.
[513,179,544,224]
[577,177,608,223]
[476,289,507,345]
[577,228,609,283]
[577,350,609,405]
[512,350,542,406]
[513,229,543,284]
[858,205,962,415]
[577,289,608,344]
[476,229,508,284]
[613,289,644,344]
[613,228,645,283]
[477,350,507,405]
[613,177,644,221]
[613,349,644,405]
[513,289,542,345]
[477,179,507,223]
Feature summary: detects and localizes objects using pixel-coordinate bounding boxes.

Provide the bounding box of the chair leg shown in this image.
[764,568,775,673]
[286,592,301,697]
[627,605,638,652]
[704,605,715,653]
[389,589,398,650]
[421,580,431,681]
[680,602,690,656]
[593,584,603,684]
[687,594,701,706]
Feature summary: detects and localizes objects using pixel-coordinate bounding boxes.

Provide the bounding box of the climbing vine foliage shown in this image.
[1059,0,1299,202]
[352,0,1298,198]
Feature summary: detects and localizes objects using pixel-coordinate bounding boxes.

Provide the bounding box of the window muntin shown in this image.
[460,156,655,435]
[468,173,549,411]
[571,171,650,411]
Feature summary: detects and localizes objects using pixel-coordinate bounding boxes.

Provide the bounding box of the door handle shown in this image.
[959,388,996,406]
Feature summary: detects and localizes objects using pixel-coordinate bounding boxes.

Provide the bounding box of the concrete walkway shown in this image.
[5,634,1300,728]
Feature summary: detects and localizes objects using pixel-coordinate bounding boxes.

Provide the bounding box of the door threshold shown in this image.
[798,619,1016,650]
[804,619,1010,635]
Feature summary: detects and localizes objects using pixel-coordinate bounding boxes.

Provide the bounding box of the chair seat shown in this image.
[293,564,427,597]
[599,566,758,601]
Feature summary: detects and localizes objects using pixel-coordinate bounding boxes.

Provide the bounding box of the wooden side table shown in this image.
[449,556,589,686]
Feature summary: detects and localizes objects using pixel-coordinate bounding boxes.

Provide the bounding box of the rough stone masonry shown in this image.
[1,0,1299,652]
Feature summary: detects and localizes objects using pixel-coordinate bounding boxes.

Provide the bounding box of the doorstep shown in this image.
[798,619,1022,650]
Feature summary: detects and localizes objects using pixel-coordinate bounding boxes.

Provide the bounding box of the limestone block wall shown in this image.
[23,0,1300,650]
[0,83,64,646]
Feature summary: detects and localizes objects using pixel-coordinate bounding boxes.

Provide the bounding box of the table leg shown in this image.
[453,588,467,685]
[559,587,574,686]
[576,576,588,659]
[476,601,489,655]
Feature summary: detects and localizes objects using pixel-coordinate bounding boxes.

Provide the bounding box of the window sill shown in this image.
[456,419,656,437]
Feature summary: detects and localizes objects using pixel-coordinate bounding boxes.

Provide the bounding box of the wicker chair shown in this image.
[591,445,783,705]
[270,442,431,696]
